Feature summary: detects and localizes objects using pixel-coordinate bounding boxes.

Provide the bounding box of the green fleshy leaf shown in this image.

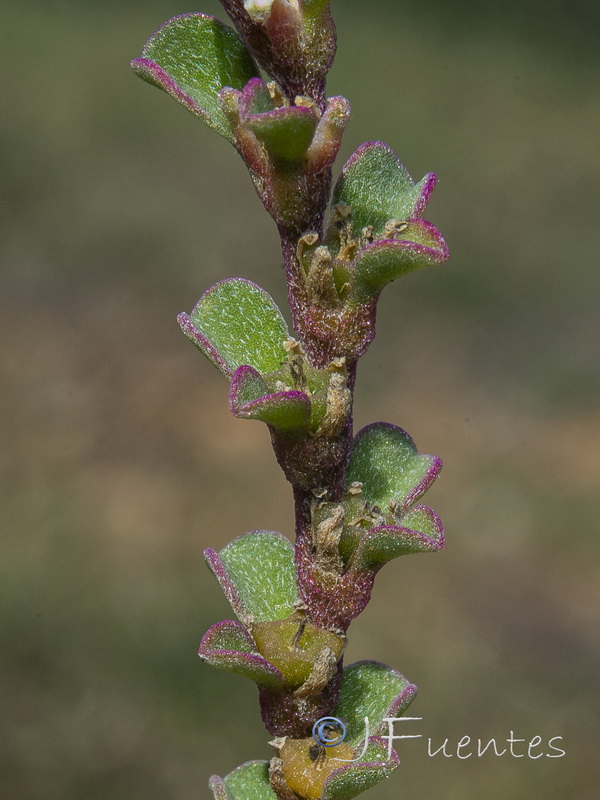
[230,366,311,432]
[333,142,433,236]
[335,661,417,745]
[246,106,319,161]
[218,531,298,622]
[322,740,397,800]
[199,620,285,688]
[234,392,311,431]
[345,424,441,512]
[351,220,448,299]
[132,14,259,142]
[212,762,276,800]
[352,524,442,570]
[182,279,290,377]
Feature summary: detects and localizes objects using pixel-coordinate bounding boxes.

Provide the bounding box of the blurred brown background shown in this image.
[2,1,599,798]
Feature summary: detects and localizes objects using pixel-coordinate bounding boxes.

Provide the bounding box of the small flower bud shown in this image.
[306,96,351,173]
[306,246,339,306]
[244,0,277,23]
[245,0,326,25]
[317,373,352,439]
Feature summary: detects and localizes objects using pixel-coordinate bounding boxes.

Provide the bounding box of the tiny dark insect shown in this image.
[308,742,327,767]
[308,742,321,761]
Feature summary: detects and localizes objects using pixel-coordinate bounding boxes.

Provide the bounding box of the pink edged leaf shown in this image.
[209,775,229,800]
[332,141,438,236]
[230,365,311,432]
[351,219,449,300]
[205,531,298,625]
[210,761,276,800]
[345,423,442,513]
[204,547,245,621]
[131,13,259,143]
[350,505,445,570]
[334,661,417,745]
[321,738,399,800]
[199,620,284,688]
[178,278,290,378]
[177,310,229,374]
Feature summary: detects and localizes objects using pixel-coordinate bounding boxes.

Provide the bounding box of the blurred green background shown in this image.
[2,1,599,798]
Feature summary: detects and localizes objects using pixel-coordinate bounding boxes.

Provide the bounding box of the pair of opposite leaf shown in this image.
[132,13,346,225]
[209,659,416,800]
[133,14,449,362]
[286,139,448,363]
[178,276,344,438]
[200,529,423,800]
[132,4,337,138]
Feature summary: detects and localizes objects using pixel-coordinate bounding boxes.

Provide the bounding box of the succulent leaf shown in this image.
[131,14,259,142]
[333,141,436,236]
[352,518,444,570]
[178,279,289,377]
[334,660,417,745]
[199,620,285,688]
[230,365,312,432]
[246,104,319,161]
[210,761,276,800]
[345,423,442,513]
[351,219,449,299]
[205,531,298,624]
